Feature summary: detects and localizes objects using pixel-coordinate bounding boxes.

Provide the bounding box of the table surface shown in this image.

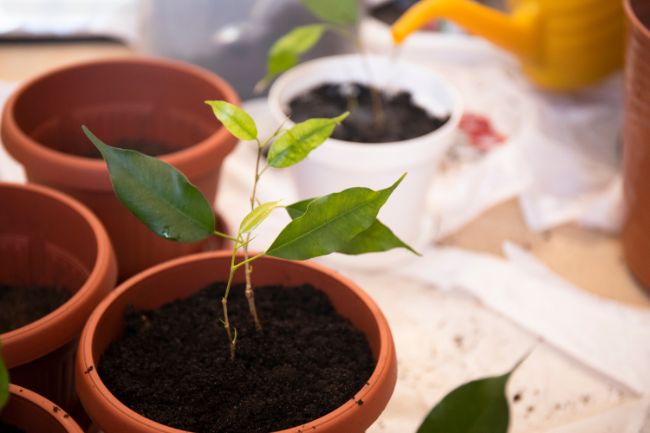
[2,40,648,308]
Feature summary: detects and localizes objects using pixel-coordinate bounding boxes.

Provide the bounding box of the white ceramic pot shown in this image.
[268,54,462,265]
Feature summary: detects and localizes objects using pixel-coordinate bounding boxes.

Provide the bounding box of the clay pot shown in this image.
[76,251,397,433]
[1,57,239,280]
[0,182,117,415]
[0,384,84,433]
[622,0,650,291]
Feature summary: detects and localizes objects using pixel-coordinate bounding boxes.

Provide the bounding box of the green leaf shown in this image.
[239,201,281,234]
[0,352,8,411]
[285,198,418,255]
[260,24,326,88]
[301,0,358,25]
[83,126,215,243]
[416,367,518,433]
[267,174,405,260]
[205,100,257,141]
[267,113,348,168]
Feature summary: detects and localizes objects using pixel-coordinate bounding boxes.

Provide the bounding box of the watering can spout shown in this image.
[391,0,539,59]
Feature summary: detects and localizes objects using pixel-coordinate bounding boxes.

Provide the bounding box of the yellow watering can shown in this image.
[391,0,624,91]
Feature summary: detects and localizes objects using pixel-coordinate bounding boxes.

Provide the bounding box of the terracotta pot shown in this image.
[76,251,397,433]
[0,182,117,416]
[1,57,240,280]
[0,384,84,433]
[622,0,650,291]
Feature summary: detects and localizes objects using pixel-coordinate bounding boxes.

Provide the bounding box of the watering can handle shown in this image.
[391,0,540,59]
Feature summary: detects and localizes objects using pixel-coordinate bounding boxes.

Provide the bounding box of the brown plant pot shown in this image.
[76,251,397,433]
[0,182,117,416]
[1,57,239,280]
[0,384,84,433]
[622,0,650,292]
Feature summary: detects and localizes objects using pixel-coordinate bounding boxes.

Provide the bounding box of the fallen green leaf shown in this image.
[205,100,258,141]
[416,365,518,433]
[83,126,215,243]
[267,174,405,259]
[267,113,348,168]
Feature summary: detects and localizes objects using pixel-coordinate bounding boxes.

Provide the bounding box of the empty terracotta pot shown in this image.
[0,182,117,416]
[1,57,239,280]
[0,385,84,433]
[76,251,397,433]
[622,0,650,291]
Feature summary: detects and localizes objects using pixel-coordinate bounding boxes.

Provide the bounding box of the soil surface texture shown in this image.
[100,283,375,433]
[289,82,449,143]
[0,284,71,334]
[370,0,418,25]
[0,422,24,433]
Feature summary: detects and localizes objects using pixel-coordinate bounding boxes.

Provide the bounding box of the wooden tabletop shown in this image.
[2,40,647,308]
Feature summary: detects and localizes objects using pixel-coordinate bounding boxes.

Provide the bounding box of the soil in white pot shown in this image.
[100,283,374,433]
[288,82,449,143]
[0,284,71,333]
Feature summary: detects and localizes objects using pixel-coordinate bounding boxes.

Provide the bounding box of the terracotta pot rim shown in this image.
[78,251,395,432]
[0,182,117,367]
[1,56,239,190]
[625,0,650,40]
[6,384,84,432]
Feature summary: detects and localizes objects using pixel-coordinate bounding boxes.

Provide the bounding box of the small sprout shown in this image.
[85,100,415,359]
[0,350,8,411]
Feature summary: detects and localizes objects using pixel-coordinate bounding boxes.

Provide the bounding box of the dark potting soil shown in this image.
[0,422,25,433]
[82,137,174,158]
[100,283,375,433]
[288,82,449,143]
[0,284,71,334]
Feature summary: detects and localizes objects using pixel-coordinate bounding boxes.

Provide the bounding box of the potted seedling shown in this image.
[0,182,117,420]
[76,100,417,433]
[260,0,462,265]
[0,348,85,432]
[1,57,238,280]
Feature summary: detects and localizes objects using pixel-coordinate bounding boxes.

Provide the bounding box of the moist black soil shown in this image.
[82,137,174,159]
[100,283,375,433]
[0,284,71,334]
[288,82,449,143]
[0,422,24,433]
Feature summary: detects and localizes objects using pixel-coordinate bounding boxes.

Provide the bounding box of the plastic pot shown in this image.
[1,57,239,280]
[0,182,117,415]
[268,54,462,267]
[76,251,397,433]
[0,384,84,433]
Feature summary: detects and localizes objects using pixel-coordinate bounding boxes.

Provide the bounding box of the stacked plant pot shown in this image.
[1,57,239,280]
[0,182,117,421]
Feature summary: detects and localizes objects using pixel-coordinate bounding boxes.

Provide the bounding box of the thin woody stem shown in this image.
[242,138,266,331]
[222,244,239,360]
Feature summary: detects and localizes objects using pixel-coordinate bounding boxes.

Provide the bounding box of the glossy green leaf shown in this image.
[416,367,516,433]
[285,198,418,255]
[83,126,215,243]
[239,201,281,234]
[301,0,358,25]
[205,100,257,141]
[260,24,326,88]
[0,351,8,411]
[267,113,348,168]
[267,175,405,259]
